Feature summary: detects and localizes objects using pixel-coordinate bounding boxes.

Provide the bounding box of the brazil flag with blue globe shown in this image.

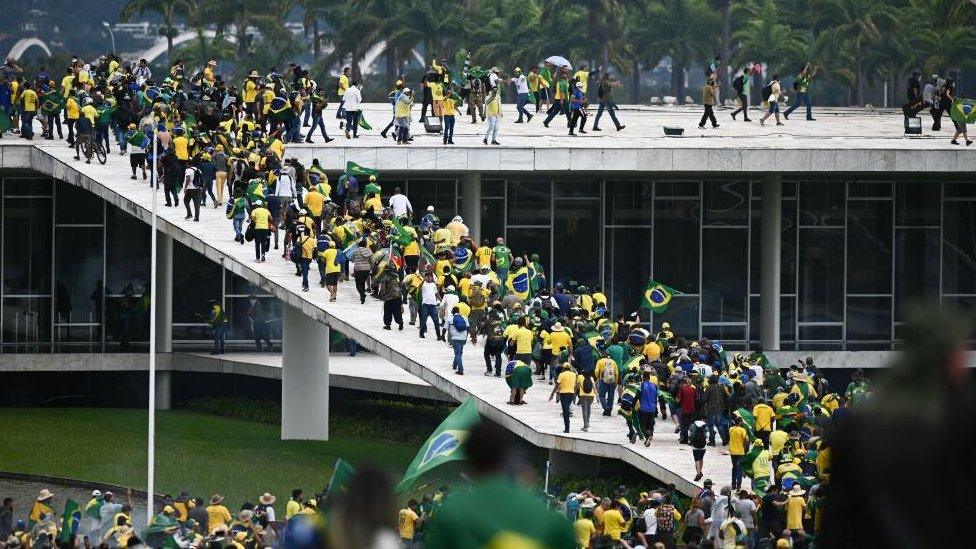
[396,398,480,493]
[641,279,681,313]
[950,98,976,125]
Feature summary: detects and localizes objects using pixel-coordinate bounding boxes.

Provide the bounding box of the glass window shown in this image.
[506,227,550,281]
[799,180,845,226]
[54,227,104,324]
[407,179,457,220]
[894,229,939,322]
[798,228,844,322]
[605,180,653,225]
[480,198,505,245]
[846,200,892,294]
[605,228,652,317]
[54,325,102,351]
[3,177,52,196]
[944,182,976,198]
[172,242,222,323]
[943,201,976,294]
[227,296,282,342]
[225,270,271,296]
[553,200,601,287]
[104,295,149,349]
[701,324,746,342]
[703,180,749,226]
[702,228,748,322]
[846,296,892,341]
[483,179,505,198]
[752,179,796,198]
[557,180,600,198]
[3,197,52,295]
[655,180,699,197]
[106,206,150,296]
[507,180,550,225]
[848,181,892,198]
[653,199,700,293]
[653,295,699,340]
[750,198,797,294]
[895,181,941,226]
[56,181,103,224]
[1,297,52,351]
[798,324,843,341]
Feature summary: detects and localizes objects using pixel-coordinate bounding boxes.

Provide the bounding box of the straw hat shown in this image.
[789,485,806,496]
[36,489,54,501]
[210,494,224,505]
[247,70,260,78]
[259,493,275,505]
[580,497,596,509]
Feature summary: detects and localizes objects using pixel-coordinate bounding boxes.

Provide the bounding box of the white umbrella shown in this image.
[545,56,572,70]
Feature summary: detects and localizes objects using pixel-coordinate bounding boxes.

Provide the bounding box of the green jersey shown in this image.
[493,245,513,269]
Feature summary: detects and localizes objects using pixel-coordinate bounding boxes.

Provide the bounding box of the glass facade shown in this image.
[0,172,969,352]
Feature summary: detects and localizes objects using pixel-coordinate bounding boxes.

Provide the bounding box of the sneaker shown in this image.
[783,112,790,120]
[527,114,533,122]
[483,138,488,145]
[324,137,334,143]
[491,140,500,145]
[592,127,602,131]
[731,112,737,121]
[694,473,703,482]
[616,125,625,131]
[383,325,391,330]
[952,139,960,145]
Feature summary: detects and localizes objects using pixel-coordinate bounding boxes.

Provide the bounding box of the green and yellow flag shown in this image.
[641,279,681,313]
[345,161,378,179]
[59,499,81,546]
[396,398,480,494]
[950,98,976,125]
[322,458,356,509]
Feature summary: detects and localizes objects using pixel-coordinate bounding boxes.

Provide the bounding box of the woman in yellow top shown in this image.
[250,200,272,262]
[319,242,342,301]
[442,94,456,145]
[576,369,597,431]
[483,86,501,145]
[549,362,577,433]
[296,228,316,291]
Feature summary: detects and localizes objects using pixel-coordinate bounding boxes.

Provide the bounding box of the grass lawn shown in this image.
[0,408,418,509]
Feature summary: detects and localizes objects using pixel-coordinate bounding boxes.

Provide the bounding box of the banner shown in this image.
[396,398,480,493]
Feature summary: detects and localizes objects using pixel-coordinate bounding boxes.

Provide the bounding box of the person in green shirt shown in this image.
[538,63,554,111]
[423,422,575,549]
[543,71,571,128]
[200,299,228,355]
[492,237,513,294]
[784,61,817,121]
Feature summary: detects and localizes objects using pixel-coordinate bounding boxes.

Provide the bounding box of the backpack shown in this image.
[452,314,468,332]
[732,75,745,94]
[690,422,707,448]
[487,320,505,342]
[656,505,676,533]
[192,167,203,188]
[582,375,594,394]
[761,83,773,100]
[792,78,800,91]
[602,363,617,385]
[469,288,487,309]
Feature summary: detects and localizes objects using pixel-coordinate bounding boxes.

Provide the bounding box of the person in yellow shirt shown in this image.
[483,85,501,145]
[573,505,597,549]
[319,241,341,302]
[728,417,749,490]
[304,188,326,220]
[475,240,493,268]
[336,66,350,126]
[547,322,573,379]
[785,486,807,534]
[600,501,627,541]
[60,69,75,98]
[205,495,232,534]
[550,362,577,433]
[172,128,190,161]
[752,399,775,446]
[250,200,272,262]
[769,428,789,469]
[397,499,423,545]
[296,227,316,291]
[64,94,80,144]
[442,92,456,145]
[284,490,304,519]
[19,82,38,139]
[576,369,597,431]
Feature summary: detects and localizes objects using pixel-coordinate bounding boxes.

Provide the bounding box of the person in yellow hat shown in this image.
[512,67,533,123]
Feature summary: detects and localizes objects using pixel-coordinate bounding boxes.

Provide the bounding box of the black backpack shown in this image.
[733,75,745,94]
[761,82,773,99]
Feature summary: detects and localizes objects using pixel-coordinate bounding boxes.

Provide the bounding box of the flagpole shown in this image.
[147,121,158,525]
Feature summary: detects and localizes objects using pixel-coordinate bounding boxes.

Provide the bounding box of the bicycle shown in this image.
[78,135,107,165]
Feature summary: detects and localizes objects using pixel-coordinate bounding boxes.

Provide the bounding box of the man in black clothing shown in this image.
[592,72,625,131]
[247,295,273,351]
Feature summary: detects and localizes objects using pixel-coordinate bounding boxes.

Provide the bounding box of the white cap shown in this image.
[427,205,435,212]
[452,215,463,223]
[91,490,102,497]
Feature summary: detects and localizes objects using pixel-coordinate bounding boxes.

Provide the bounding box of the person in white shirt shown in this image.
[388,187,413,219]
[511,67,533,123]
[439,286,460,325]
[419,273,442,340]
[134,59,152,86]
[274,169,294,199]
[488,67,501,89]
[342,82,363,139]
[183,163,202,222]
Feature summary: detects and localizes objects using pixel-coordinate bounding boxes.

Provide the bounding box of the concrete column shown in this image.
[548,448,601,477]
[281,303,330,440]
[155,370,172,410]
[154,233,173,353]
[760,174,782,351]
[461,173,482,244]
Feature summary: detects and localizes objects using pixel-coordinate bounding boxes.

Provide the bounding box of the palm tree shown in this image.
[732,0,807,75]
[639,0,717,98]
[120,0,194,63]
[904,0,976,75]
[821,0,897,105]
[197,0,296,64]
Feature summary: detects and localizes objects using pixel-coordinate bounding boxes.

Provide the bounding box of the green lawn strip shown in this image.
[0,408,416,508]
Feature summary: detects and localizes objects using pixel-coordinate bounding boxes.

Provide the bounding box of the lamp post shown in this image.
[146,122,158,525]
[101,22,116,55]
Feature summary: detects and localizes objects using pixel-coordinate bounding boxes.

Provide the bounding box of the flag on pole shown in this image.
[950,98,976,124]
[396,398,480,493]
[345,161,378,179]
[734,407,757,437]
[322,458,356,508]
[59,499,82,546]
[640,279,681,313]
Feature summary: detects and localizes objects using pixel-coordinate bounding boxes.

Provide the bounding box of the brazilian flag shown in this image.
[734,407,757,438]
[396,398,480,493]
[59,499,81,546]
[641,279,680,312]
[658,390,677,406]
[322,458,356,509]
[950,98,976,125]
[389,218,415,248]
[268,96,293,121]
[505,266,533,301]
[358,113,372,130]
[452,246,474,276]
[40,91,65,116]
[345,161,378,179]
